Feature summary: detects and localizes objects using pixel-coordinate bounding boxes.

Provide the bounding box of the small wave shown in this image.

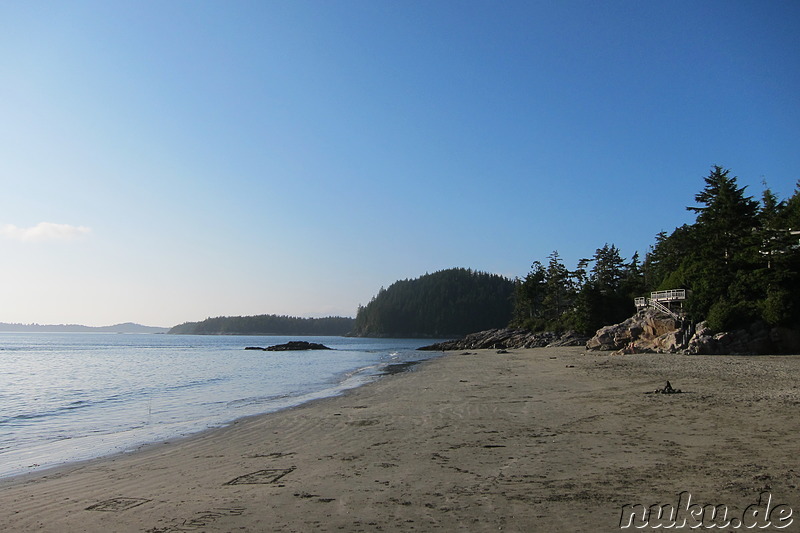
[162,376,228,393]
[64,400,91,410]
[0,398,96,424]
[0,412,53,424]
[380,360,421,375]
[0,393,125,426]
[225,391,304,409]
[343,364,382,379]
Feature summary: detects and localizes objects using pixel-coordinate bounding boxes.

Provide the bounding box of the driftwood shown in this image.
[645,381,683,394]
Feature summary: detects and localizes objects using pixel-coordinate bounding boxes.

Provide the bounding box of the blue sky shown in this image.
[1,1,798,327]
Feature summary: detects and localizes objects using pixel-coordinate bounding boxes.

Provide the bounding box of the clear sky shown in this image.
[1,1,798,327]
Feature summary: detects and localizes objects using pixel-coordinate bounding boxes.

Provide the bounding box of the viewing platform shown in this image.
[635,289,687,319]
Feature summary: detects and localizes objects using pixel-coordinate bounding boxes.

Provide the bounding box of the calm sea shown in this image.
[0,333,442,479]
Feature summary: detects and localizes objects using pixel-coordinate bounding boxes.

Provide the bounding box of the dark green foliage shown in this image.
[512,244,643,334]
[644,226,696,291]
[512,166,799,336]
[168,315,355,335]
[512,261,546,328]
[577,244,643,333]
[352,268,515,337]
[645,167,800,330]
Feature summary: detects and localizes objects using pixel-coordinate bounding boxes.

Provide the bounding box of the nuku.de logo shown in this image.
[619,491,793,529]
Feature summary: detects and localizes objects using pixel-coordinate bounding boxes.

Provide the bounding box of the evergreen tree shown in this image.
[758,181,800,326]
[570,244,640,334]
[542,251,572,323]
[591,244,625,293]
[687,166,759,270]
[515,167,798,337]
[683,166,760,326]
[512,246,641,334]
[512,261,547,327]
[643,167,798,331]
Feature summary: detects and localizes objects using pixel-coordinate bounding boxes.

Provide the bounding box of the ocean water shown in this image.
[0,333,442,479]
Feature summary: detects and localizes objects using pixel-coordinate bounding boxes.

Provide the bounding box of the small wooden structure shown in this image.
[635,289,687,319]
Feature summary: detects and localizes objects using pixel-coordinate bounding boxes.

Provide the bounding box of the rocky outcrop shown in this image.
[586,309,800,355]
[246,341,332,351]
[685,321,800,355]
[586,309,689,354]
[418,328,589,351]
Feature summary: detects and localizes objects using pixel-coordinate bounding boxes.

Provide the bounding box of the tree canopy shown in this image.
[352,268,515,338]
[512,166,800,335]
[512,244,644,334]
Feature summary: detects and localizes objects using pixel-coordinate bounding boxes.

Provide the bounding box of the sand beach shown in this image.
[1,346,799,532]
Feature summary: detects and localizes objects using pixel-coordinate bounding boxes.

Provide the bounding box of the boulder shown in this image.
[586,314,651,352]
[588,309,691,354]
[643,315,679,337]
[685,321,786,355]
[592,314,800,355]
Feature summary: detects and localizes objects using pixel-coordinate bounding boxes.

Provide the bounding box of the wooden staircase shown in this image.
[635,289,686,320]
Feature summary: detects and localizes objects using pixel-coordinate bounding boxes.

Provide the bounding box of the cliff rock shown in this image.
[586,309,800,355]
[585,309,684,353]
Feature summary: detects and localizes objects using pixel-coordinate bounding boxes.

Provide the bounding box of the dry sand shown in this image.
[1,347,799,532]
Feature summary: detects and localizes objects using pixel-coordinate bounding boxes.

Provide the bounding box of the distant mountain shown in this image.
[0,322,169,333]
[98,322,170,333]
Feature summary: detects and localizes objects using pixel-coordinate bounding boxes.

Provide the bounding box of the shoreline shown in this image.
[2,347,799,531]
[0,335,439,481]
[0,353,429,482]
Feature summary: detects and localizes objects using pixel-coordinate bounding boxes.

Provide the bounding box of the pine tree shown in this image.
[542,251,573,324]
[688,165,759,267]
[512,261,547,328]
[683,166,760,325]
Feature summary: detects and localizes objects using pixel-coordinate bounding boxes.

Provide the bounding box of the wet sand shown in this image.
[1,347,799,532]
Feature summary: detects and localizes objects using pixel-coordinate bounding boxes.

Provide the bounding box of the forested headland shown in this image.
[351,268,515,337]
[512,166,800,335]
[169,167,798,343]
[168,315,355,336]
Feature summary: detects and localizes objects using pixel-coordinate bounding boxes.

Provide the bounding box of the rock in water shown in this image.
[245,341,333,351]
[265,341,332,351]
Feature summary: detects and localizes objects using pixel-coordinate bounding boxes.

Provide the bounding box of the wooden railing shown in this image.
[650,289,686,302]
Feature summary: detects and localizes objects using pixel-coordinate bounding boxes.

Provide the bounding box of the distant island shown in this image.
[168,315,355,336]
[0,322,169,334]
